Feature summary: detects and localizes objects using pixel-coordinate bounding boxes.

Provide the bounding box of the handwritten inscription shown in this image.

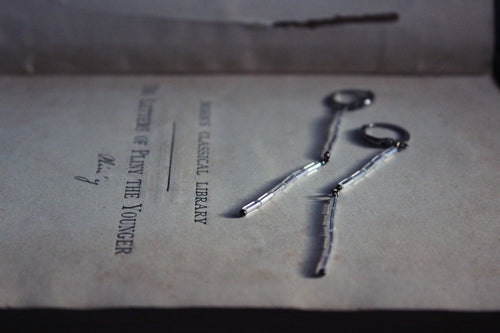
[72,84,158,255]
[96,154,115,175]
[75,153,115,185]
[194,101,211,224]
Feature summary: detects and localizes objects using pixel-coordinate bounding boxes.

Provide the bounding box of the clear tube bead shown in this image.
[304,161,323,175]
[257,192,274,204]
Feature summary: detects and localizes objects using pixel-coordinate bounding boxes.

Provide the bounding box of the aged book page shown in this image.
[0,75,499,309]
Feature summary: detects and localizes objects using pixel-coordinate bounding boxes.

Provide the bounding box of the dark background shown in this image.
[1,309,499,332]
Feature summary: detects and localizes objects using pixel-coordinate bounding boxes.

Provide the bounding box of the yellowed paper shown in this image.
[0,75,499,309]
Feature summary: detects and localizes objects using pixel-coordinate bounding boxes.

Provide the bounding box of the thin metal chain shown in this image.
[320,109,344,163]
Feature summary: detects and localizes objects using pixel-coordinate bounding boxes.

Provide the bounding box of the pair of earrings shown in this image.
[239,90,410,277]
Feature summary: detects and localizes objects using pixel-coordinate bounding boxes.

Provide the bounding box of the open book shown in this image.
[1,74,499,309]
[0,1,498,310]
